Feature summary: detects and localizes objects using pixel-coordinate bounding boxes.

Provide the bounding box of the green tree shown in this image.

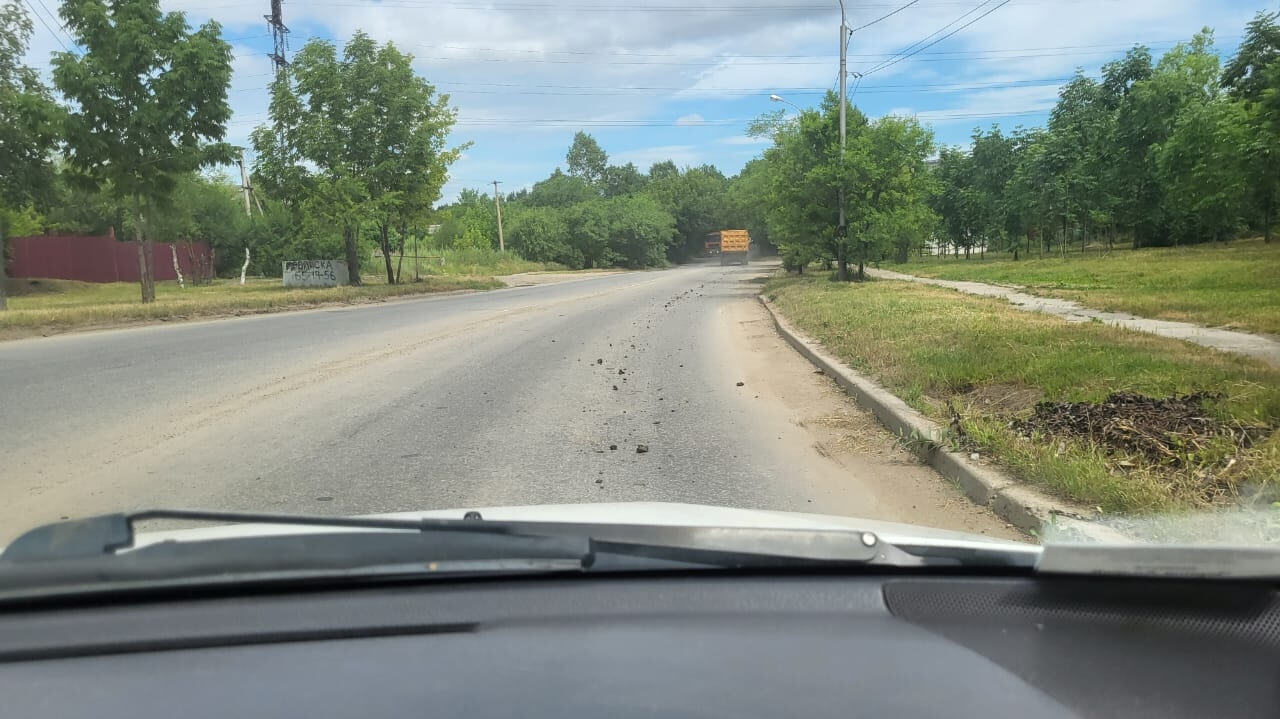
[600,163,647,197]
[254,32,462,284]
[845,114,935,277]
[506,205,574,265]
[1223,11,1280,243]
[360,41,461,283]
[647,164,730,260]
[565,131,607,186]
[54,0,233,302]
[1155,98,1249,244]
[0,1,60,309]
[604,194,676,267]
[761,93,852,277]
[527,169,595,207]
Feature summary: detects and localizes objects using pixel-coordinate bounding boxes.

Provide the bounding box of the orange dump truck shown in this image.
[714,229,750,266]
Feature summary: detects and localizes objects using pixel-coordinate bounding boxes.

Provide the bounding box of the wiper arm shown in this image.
[2,509,507,562]
[3,508,902,566]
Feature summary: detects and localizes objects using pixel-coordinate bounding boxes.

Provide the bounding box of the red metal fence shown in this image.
[7,232,212,283]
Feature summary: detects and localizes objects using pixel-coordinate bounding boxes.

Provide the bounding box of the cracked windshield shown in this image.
[1,0,1278,555]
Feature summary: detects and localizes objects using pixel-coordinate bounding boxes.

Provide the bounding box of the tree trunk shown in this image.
[171,245,184,288]
[344,224,362,286]
[836,243,850,281]
[1265,196,1273,244]
[395,224,407,284]
[894,243,908,263]
[134,205,155,303]
[379,222,395,285]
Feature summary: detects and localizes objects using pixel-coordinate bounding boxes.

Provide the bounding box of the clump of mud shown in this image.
[1012,392,1269,466]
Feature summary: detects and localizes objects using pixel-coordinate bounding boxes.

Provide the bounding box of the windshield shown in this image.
[0,0,1277,575]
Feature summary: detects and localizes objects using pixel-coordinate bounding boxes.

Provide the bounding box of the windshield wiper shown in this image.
[0,508,945,602]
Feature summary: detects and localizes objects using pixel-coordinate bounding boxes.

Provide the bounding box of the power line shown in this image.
[849,0,921,33]
[20,0,69,52]
[190,0,1119,12]
[861,0,1014,77]
[408,40,1201,66]
[232,77,1072,96]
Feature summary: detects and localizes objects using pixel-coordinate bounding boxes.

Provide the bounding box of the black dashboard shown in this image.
[1,574,1277,718]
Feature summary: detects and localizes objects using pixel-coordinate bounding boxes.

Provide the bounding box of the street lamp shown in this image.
[769,94,802,113]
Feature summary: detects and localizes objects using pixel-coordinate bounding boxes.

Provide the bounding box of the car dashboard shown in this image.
[0,573,1277,718]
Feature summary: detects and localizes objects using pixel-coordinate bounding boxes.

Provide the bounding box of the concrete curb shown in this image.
[759,294,1123,541]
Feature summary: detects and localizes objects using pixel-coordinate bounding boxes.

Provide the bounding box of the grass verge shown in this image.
[890,238,1280,335]
[765,275,1280,515]
[1,274,500,338]
[395,247,560,277]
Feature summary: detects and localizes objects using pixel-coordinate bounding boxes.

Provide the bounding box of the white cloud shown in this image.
[675,113,705,126]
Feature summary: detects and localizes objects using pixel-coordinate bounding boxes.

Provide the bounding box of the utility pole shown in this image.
[493,180,505,252]
[236,151,252,217]
[837,0,850,279]
[837,0,847,225]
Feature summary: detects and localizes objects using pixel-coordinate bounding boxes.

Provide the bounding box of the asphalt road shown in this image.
[0,262,1017,541]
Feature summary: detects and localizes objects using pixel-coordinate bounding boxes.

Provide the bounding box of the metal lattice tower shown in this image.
[265,0,289,76]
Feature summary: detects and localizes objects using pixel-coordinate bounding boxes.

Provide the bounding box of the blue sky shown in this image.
[20,0,1269,203]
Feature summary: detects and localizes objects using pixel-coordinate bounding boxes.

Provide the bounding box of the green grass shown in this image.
[393,247,559,278]
[765,275,1280,515]
[890,238,1280,335]
[1,273,500,337]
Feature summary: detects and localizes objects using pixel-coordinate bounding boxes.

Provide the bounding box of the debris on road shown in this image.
[610,444,618,450]
[636,444,650,454]
[597,358,603,364]
[736,381,745,387]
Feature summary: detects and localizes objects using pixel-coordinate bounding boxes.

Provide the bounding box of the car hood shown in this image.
[126,502,1036,554]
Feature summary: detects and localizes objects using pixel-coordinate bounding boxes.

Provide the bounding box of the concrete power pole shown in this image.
[837,0,847,235]
[493,180,505,252]
[237,152,253,217]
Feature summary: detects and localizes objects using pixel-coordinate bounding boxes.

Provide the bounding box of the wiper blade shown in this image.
[2,509,899,566]
[0,508,948,603]
[2,509,505,562]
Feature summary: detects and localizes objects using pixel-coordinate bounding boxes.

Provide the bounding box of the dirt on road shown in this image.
[716,298,1023,540]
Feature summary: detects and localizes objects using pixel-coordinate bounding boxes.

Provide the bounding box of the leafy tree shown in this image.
[565,131,607,186]
[600,163,647,198]
[254,32,459,284]
[845,115,935,276]
[1224,11,1280,242]
[527,169,595,207]
[761,93,853,277]
[648,160,679,181]
[506,205,573,265]
[54,0,233,302]
[603,194,676,267]
[647,164,730,260]
[1156,99,1249,244]
[0,1,59,309]
[359,41,461,283]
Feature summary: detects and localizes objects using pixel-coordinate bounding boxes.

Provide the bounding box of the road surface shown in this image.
[0,262,1018,542]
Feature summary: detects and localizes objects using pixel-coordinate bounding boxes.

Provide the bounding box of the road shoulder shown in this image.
[720,295,1024,541]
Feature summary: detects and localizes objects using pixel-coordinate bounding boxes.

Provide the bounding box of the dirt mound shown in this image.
[3,278,95,297]
[1013,392,1269,466]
